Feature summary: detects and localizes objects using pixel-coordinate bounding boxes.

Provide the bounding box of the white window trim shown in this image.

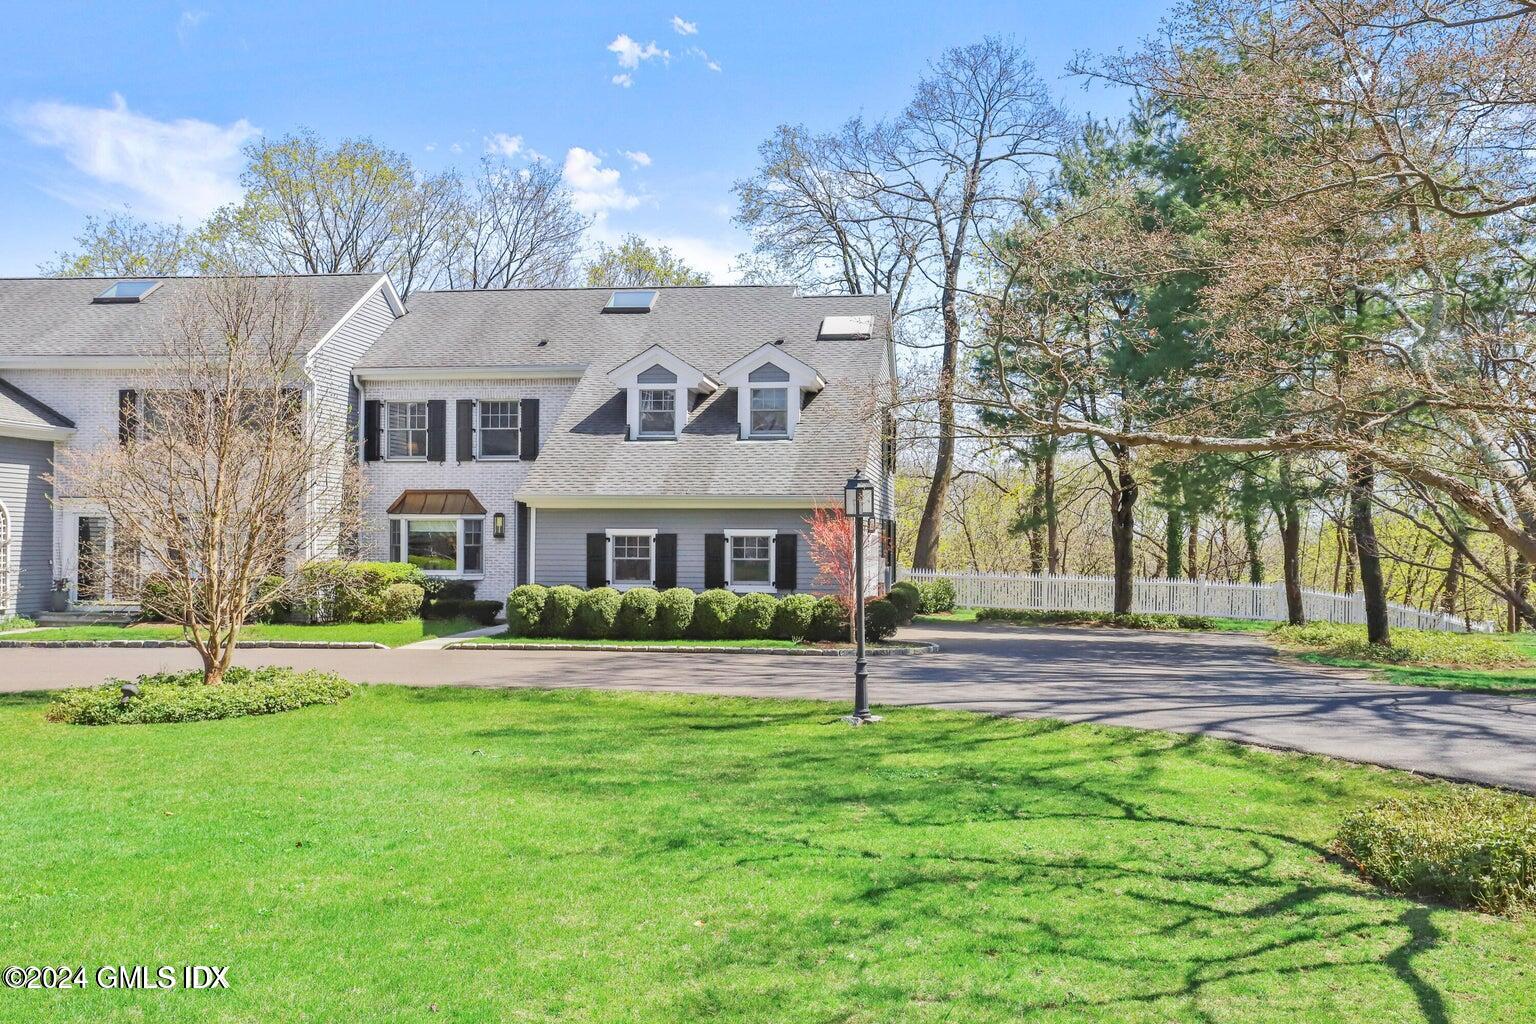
[746,385,791,439]
[384,400,429,462]
[634,387,681,440]
[724,529,777,592]
[475,398,522,461]
[606,528,657,590]
[388,515,486,579]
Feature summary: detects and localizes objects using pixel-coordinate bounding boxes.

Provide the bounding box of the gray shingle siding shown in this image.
[0,437,54,616]
[534,508,827,593]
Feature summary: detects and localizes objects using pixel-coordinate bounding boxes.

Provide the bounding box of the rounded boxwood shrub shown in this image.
[731,592,779,639]
[616,587,660,639]
[541,585,584,637]
[691,589,739,640]
[46,667,354,726]
[863,598,900,642]
[1334,790,1536,915]
[810,596,850,642]
[505,584,549,637]
[380,582,425,621]
[918,578,957,614]
[655,587,696,639]
[577,587,623,639]
[772,593,818,640]
[886,581,922,624]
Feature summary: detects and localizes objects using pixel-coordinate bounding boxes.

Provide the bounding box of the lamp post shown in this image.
[843,471,879,725]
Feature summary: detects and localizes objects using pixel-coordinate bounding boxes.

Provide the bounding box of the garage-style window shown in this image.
[385,402,429,459]
[726,531,775,590]
[477,401,520,458]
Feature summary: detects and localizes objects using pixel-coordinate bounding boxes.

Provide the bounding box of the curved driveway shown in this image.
[4,622,1535,791]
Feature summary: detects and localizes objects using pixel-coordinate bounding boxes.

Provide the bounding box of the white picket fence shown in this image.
[900,569,1489,632]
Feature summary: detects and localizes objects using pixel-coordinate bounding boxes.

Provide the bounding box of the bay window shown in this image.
[389,517,485,577]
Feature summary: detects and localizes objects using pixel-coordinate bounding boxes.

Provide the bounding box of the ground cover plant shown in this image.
[1,686,1531,1022]
[1270,623,1536,696]
[4,617,482,648]
[45,667,353,725]
[976,609,1220,631]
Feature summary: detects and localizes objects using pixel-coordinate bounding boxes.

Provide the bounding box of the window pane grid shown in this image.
[749,388,789,435]
[730,535,772,585]
[638,388,675,436]
[612,534,653,582]
[478,400,520,457]
[386,402,428,459]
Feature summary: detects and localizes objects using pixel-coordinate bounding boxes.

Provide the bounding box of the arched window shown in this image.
[0,501,11,617]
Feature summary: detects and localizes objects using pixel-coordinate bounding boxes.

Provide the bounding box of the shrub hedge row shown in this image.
[46,667,355,726]
[975,609,1216,631]
[503,585,901,643]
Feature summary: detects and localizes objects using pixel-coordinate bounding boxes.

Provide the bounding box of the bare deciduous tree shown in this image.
[54,278,362,684]
[438,158,587,290]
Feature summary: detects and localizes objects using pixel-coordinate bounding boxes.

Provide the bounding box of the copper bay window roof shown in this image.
[386,489,487,516]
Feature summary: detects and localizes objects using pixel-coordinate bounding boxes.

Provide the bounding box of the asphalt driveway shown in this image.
[5,622,1535,791]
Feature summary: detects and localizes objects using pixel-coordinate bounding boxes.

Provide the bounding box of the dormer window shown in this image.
[603,289,657,313]
[718,344,826,441]
[608,344,718,441]
[93,280,161,304]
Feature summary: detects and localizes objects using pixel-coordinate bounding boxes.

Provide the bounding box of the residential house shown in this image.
[0,277,894,618]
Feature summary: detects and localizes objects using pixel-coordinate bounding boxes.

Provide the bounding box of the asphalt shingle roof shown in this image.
[0,275,385,359]
[0,376,74,431]
[360,285,893,502]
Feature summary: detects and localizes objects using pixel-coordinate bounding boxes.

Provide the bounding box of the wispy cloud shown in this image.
[176,9,207,44]
[484,132,524,158]
[620,150,652,167]
[671,16,697,35]
[611,73,633,88]
[686,45,721,72]
[562,147,639,216]
[11,93,256,221]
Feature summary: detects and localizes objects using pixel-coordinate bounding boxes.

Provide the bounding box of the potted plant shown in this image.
[49,578,69,612]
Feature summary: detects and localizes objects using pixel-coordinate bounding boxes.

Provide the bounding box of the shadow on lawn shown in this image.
[478,698,1456,1022]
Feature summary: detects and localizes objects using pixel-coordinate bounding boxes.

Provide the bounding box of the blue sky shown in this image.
[0,1,1171,279]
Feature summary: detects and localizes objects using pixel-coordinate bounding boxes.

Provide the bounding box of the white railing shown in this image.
[900,569,1492,632]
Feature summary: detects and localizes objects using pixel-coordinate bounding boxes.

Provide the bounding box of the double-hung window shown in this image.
[389,517,485,577]
[477,400,520,458]
[607,530,656,588]
[385,401,429,459]
[637,389,676,438]
[726,530,775,590]
[748,387,789,437]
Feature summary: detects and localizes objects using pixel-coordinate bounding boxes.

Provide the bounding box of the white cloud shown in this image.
[686,45,721,72]
[671,16,698,35]
[424,142,437,153]
[562,147,639,216]
[621,150,652,167]
[652,234,740,282]
[484,132,524,158]
[11,93,256,221]
[176,9,207,44]
[611,73,633,88]
[607,34,668,70]
[449,142,463,154]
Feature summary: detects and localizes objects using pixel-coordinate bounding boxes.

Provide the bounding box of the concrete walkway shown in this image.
[4,622,1535,791]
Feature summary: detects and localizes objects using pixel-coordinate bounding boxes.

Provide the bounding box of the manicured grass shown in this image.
[0,615,35,633]
[924,608,1271,633]
[4,617,483,648]
[463,633,803,648]
[1,686,1532,1022]
[913,606,980,623]
[1273,623,1536,696]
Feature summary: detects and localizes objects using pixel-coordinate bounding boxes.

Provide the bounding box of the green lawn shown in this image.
[2,617,483,648]
[2,686,1531,1023]
[1275,626,1536,696]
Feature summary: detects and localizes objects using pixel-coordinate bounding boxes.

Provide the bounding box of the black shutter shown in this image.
[520,398,540,460]
[118,389,138,446]
[704,533,726,590]
[515,502,531,585]
[775,533,798,592]
[456,400,475,462]
[586,533,607,588]
[363,400,381,462]
[655,534,678,590]
[426,400,447,462]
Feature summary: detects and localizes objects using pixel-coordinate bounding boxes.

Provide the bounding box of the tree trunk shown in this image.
[912,289,961,570]
[1026,451,1047,574]
[1274,466,1306,625]
[1347,456,1390,645]
[1441,540,1464,618]
[1242,503,1265,584]
[1164,479,1184,580]
[1111,448,1138,614]
[1185,513,1199,581]
[1043,442,1060,574]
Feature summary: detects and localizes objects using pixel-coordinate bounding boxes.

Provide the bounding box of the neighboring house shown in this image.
[0,274,404,616]
[0,276,893,616]
[354,285,895,601]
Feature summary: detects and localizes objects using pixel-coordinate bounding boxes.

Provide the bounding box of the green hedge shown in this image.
[46,667,354,726]
[886,581,921,624]
[917,579,957,614]
[491,586,899,645]
[1335,790,1536,915]
[976,609,1214,631]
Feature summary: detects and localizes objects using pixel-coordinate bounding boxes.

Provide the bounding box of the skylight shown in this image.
[817,315,872,340]
[92,280,162,304]
[603,289,657,313]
